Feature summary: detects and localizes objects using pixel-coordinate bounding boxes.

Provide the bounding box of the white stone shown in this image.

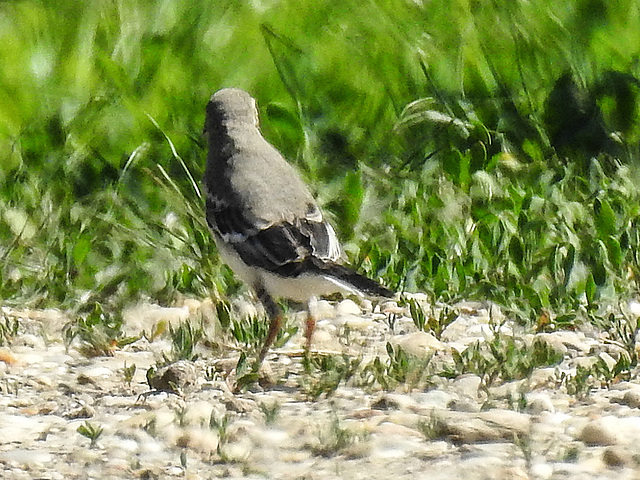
[451,374,482,399]
[526,393,555,415]
[390,332,446,357]
[336,299,361,316]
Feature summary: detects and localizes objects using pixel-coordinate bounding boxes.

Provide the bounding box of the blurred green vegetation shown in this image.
[1,0,640,330]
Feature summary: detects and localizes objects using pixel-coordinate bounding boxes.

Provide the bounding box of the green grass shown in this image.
[2,0,640,340]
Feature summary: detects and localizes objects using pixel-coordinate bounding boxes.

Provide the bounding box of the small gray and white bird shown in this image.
[203,88,392,363]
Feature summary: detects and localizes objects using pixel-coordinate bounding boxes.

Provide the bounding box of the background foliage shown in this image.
[2,0,640,329]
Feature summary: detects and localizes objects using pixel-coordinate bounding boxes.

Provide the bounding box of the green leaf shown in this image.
[594,199,616,237]
[605,236,622,268]
[409,299,426,331]
[585,273,597,305]
[71,234,91,265]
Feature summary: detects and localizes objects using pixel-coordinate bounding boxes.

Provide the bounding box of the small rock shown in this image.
[184,401,216,426]
[372,393,419,412]
[223,394,255,414]
[372,421,423,438]
[342,440,372,459]
[14,334,46,349]
[380,301,404,316]
[529,462,554,479]
[390,331,446,357]
[447,398,480,413]
[0,449,53,465]
[539,330,591,354]
[602,446,630,467]
[480,409,530,436]
[451,374,482,399]
[123,303,191,335]
[60,400,95,419]
[526,393,555,415]
[528,367,557,388]
[147,360,198,394]
[534,333,568,355]
[578,420,618,446]
[175,428,218,453]
[218,436,252,462]
[309,299,335,319]
[628,299,640,317]
[336,315,377,332]
[336,299,361,316]
[620,390,640,408]
[436,409,530,444]
[415,390,455,409]
[360,299,373,314]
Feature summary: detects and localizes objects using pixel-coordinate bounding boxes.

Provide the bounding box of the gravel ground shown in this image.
[2,297,640,479]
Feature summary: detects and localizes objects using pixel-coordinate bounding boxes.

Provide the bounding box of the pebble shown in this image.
[578,420,618,446]
[147,360,198,394]
[620,390,640,408]
[525,393,555,415]
[450,374,481,399]
[336,299,362,316]
[390,331,446,356]
[602,446,630,467]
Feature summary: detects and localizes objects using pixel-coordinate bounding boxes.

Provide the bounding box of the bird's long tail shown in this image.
[313,261,394,298]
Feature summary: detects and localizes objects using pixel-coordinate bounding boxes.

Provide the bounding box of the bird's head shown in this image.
[204,88,259,138]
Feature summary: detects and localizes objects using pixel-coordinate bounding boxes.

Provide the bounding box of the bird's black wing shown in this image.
[206,194,339,273]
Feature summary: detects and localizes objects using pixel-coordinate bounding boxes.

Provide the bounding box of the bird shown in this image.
[203,88,393,365]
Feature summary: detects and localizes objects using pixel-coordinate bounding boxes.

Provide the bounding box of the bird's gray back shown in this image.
[204,89,318,228]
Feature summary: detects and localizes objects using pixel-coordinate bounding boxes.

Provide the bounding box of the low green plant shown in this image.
[167,320,204,362]
[444,334,564,388]
[559,351,634,397]
[300,353,362,400]
[417,412,446,441]
[230,313,298,354]
[360,343,433,391]
[258,401,281,425]
[209,412,233,461]
[0,313,19,345]
[122,362,136,388]
[309,413,367,457]
[173,404,189,428]
[77,421,104,448]
[63,303,139,357]
[406,299,457,339]
[596,310,640,372]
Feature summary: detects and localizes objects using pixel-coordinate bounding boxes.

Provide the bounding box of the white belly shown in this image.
[215,239,361,303]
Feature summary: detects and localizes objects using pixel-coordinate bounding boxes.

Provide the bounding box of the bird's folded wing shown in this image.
[207,196,341,274]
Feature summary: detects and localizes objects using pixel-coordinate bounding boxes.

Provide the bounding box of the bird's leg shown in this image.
[305,295,319,356]
[256,287,283,364]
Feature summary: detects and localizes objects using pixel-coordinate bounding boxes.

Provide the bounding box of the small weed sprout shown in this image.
[123,362,136,388]
[258,401,281,425]
[77,421,103,448]
[418,412,445,441]
[360,343,433,391]
[310,414,366,457]
[63,303,139,357]
[0,314,19,345]
[300,354,362,400]
[209,412,232,460]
